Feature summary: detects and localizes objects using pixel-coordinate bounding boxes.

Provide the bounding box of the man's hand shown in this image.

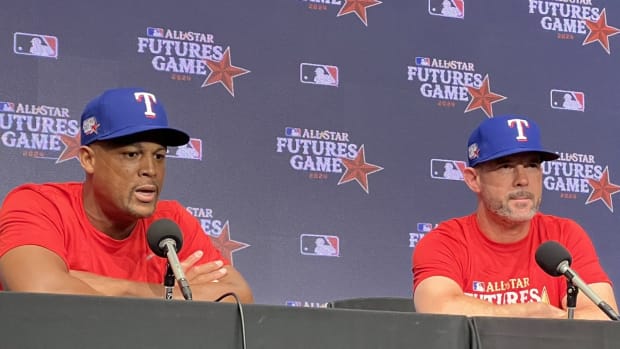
[180,251,227,284]
[175,250,253,303]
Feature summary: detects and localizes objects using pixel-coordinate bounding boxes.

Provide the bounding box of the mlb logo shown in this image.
[473,281,485,292]
[300,63,339,87]
[417,223,434,233]
[550,89,585,112]
[300,234,340,257]
[169,138,203,160]
[415,57,431,66]
[428,0,464,19]
[147,27,164,38]
[430,159,465,181]
[285,301,302,307]
[0,102,15,112]
[285,127,302,137]
[13,32,58,58]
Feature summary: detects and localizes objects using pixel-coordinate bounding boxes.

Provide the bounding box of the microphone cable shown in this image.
[215,292,247,349]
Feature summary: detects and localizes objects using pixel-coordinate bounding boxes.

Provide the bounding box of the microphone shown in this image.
[535,241,619,320]
[147,219,192,300]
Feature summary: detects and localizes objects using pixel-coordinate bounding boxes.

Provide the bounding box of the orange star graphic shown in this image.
[210,221,249,264]
[585,166,620,212]
[56,133,81,164]
[336,0,382,26]
[464,75,507,118]
[582,9,620,55]
[202,47,250,97]
[338,145,383,194]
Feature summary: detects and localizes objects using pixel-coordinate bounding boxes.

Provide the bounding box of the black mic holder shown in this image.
[164,263,175,300]
[566,279,578,319]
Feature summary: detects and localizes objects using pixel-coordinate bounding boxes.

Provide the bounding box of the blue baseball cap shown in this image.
[467,115,559,167]
[80,87,189,146]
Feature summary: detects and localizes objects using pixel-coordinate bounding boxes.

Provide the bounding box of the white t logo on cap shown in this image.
[134,92,157,119]
[507,119,529,142]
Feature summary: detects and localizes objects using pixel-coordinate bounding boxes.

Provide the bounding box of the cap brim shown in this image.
[475,148,559,166]
[93,125,190,147]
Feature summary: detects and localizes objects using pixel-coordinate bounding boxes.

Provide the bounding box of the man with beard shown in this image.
[0,87,252,303]
[412,115,615,320]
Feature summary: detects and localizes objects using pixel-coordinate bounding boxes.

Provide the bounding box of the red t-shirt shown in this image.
[412,213,610,307]
[0,182,227,288]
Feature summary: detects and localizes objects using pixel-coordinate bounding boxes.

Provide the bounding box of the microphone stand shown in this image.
[560,262,620,320]
[164,263,175,300]
[566,279,578,319]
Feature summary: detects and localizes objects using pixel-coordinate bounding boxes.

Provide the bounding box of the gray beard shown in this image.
[483,191,541,222]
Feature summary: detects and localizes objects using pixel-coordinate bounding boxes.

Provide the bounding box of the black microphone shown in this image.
[147,219,192,300]
[535,240,619,320]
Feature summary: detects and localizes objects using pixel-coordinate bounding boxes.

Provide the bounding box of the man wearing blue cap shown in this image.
[0,88,253,303]
[412,115,616,319]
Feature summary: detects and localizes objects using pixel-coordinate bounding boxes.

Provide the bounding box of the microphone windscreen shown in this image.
[146,218,184,257]
[535,240,572,277]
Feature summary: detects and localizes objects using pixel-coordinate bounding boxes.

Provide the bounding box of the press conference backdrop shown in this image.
[0,0,619,306]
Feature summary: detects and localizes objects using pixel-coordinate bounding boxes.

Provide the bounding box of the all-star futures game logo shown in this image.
[528,1,620,54]
[0,100,80,162]
[137,27,250,96]
[276,127,383,193]
[407,56,507,117]
[544,152,620,212]
[298,0,382,26]
[186,205,250,264]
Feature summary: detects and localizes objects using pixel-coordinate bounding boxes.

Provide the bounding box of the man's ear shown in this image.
[78,146,96,174]
[463,167,481,193]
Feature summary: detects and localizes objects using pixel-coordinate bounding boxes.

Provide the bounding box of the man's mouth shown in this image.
[135,185,157,203]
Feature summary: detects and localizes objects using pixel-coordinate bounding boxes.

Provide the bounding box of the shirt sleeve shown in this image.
[0,186,68,264]
[412,222,464,292]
